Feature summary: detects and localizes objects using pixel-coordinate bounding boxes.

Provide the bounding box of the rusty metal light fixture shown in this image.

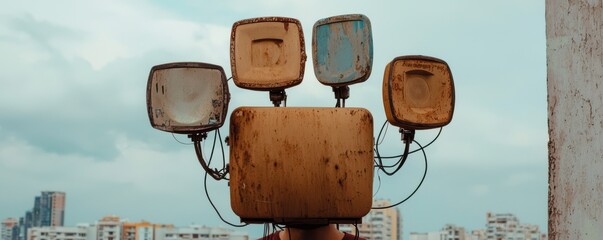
[147,62,230,134]
[230,17,306,106]
[312,14,373,107]
[146,62,231,181]
[382,55,455,130]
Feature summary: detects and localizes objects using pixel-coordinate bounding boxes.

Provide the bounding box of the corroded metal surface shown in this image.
[382,55,454,130]
[229,107,374,223]
[312,14,373,87]
[146,62,229,134]
[230,17,306,90]
[547,0,603,239]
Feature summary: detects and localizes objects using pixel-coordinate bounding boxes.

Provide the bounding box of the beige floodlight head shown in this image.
[230,17,306,91]
[382,55,455,130]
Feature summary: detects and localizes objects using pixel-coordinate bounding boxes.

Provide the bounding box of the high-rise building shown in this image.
[16,191,66,240]
[2,218,18,240]
[35,192,66,227]
[484,212,544,240]
[340,199,402,240]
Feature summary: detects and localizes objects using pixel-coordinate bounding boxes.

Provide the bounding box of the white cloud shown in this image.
[0,1,231,71]
[0,132,234,225]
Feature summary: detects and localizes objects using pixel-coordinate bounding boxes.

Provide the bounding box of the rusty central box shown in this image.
[229,107,374,224]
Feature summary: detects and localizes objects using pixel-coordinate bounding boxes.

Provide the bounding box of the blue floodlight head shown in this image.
[312,14,373,87]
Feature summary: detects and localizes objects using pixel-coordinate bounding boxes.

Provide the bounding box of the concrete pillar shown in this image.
[547,0,603,239]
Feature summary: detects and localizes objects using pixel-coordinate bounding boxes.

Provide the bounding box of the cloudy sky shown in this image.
[0,0,546,238]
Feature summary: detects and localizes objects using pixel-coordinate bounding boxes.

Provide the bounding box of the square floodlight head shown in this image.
[230,17,306,91]
[382,56,455,130]
[147,62,230,134]
[312,14,373,87]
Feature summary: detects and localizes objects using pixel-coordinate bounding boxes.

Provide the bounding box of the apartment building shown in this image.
[155,225,247,240]
[22,216,247,240]
[96,216,121,240]
[27,226,90,240]
[409,224,467,240]
[484,212,544,240]
[2,218,18,240]
[340,199,402,240]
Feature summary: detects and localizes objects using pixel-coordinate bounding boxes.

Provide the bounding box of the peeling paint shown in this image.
[312,14,373,86]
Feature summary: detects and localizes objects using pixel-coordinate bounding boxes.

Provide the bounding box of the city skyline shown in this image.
[3,211,547,240]
[2,193,546,239]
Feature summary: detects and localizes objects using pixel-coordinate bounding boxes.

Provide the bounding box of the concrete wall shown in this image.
[546,0,603,239]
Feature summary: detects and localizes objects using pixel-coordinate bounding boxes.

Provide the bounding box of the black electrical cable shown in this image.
[375,137,410,176]
[194,141,225,180]
[208,130,218,162]
[372,140,428,209]
[203,154,248,227]
[375,142,410,170]
[171,133,193,145]
[373,120,442,159]
[373,169,382,197]
[192,130,230,181]
[377,123,389,146]
[217,129,228,177]
[373,121,410,173]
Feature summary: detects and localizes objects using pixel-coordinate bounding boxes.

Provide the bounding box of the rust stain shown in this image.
[548,96,560,240]
[230,17,305,90]
[229,107,373,222]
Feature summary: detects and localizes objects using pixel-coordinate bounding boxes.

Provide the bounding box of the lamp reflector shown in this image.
[230,17,306,90]
[382,56,455,130]
[147,62,230,134]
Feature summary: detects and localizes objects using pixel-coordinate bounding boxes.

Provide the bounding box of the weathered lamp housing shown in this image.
[146,62,230,134]
[312,14,373,87]
[382,56,455,130]
[230,17,306,91]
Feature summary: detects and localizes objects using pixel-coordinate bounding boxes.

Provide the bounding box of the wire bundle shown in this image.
[372,120,442,209]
